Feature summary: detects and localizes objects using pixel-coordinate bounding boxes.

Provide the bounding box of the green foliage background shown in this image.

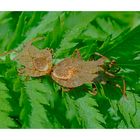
[0,12,140,128]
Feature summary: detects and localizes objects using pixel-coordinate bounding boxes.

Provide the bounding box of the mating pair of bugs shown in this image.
[14,37,126,95]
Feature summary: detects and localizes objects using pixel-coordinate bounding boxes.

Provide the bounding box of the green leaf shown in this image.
[118,92,140,128]
[0,12,140,128]
[24,12,62,41]
[0,81,18,128]
[64,91,105,128]
[20,79,52,128]
[7,12,26,51]
[20,78,64,128]
[54,12,97,58]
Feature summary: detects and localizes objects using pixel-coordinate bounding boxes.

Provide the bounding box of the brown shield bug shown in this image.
[51,50,126,96]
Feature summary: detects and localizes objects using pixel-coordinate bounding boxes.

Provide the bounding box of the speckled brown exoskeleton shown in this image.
[15,37,52,77]
[51,50,126,96]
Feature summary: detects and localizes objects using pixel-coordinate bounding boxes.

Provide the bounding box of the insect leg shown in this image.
[62,87,72,92]
[104,71,115,77]
[113,75,127,97]
[111,78,127,97]
[94,52,109,60]
[88,83,98,96]
[72,49,82,59]
[100,67,115,77]
[122,79,127,97]
[17,68,25,75]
